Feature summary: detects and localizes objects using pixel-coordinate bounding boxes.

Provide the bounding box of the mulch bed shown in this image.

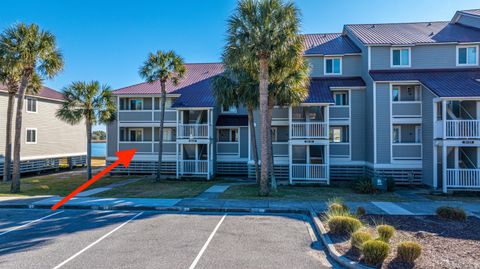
[322,214,480,269]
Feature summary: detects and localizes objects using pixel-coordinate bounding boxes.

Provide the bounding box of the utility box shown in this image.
[372,175,387,192]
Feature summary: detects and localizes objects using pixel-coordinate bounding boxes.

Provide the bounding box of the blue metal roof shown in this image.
[306,77,366,103]
[171,76,218,108]
[369,68,480,97]
[303,33,361,55]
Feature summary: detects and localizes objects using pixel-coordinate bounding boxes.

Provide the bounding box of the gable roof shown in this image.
[345,21,480,45]
[303,33,361,55]
[369,68,480,97]
[0,84,64,101]
[114,63,224,96]
[459,9,480,17]
[305,77,365,104]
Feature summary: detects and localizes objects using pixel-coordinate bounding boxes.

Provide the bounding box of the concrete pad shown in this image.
[204,185,230,193]
[371,202,413,215]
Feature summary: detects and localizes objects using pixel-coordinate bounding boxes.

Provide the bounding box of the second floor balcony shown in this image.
[291,122,328,139]
[435,120,480,139]
[290,106,329,139]
[434,100,480,139]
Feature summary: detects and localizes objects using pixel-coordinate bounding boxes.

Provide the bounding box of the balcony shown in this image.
[392,143,422,160]
[154,110,177,122]
[291,164,328,182]
[392,102,422,117]
[178,124,209,139]
[446,169,480,189]
[119,142,152,153]
[330,143,350,158]
[435,120,480,139]
[153,142,176,155]
[178,160,209,175]
[291,122,328,139]
[217,142,239,155]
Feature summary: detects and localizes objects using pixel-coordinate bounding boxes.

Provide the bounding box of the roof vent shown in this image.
[370,24,375,28]
[429,32,434,36]
[427,22,432,26]
[323,34,327,37]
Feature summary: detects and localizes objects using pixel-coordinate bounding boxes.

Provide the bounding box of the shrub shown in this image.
[436,206,467,221]
[362,240,390,266]
[351,231,372,250]
[329,203,349,214]
[386,177,395,192]
[328,216,362,235]
[397,241,422,263]
[356,206,366,216]
[377,224,395,242]
[353,177,378,194]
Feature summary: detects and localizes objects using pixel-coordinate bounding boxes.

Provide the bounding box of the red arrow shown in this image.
[51,149,137,210]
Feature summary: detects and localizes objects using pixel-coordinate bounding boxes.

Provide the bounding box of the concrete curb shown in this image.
[308,210,373,269]
[0,203,309,215]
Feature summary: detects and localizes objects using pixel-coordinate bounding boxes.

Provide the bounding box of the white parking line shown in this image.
[0,210,64,236]
[189,214,227,269]
[52,211,143,269]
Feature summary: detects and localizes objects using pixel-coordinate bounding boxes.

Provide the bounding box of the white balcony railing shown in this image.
[436,120,480,139]
[179,160,208,175]
[291,122,328,139]
[446,169,480,188]
[178,124,209,139]
[291,164,328,182]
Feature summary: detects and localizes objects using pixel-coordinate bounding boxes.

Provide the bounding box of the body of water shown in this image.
[92,142,106,157]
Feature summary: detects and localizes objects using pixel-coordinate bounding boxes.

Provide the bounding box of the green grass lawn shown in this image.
[97,178,229,199]
[0,173,133,197]
[423,192,480,202]
[220,182,408,202]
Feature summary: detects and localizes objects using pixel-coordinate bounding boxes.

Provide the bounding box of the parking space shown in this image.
[0,209,335,269]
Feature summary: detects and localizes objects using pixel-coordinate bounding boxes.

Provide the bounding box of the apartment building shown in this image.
[0,86,87,175]
[107,9,480,192]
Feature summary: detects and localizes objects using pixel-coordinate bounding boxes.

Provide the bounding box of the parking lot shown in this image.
[0,209,336,269]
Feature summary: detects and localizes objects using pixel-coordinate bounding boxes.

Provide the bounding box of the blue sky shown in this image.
[1,0,478,130]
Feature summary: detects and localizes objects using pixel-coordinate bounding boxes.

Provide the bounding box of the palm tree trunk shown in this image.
[3,93,14,182]
[267,96,276,191]
[11,74,31,193]
[156,81,167,181]
[86,119,92,180]
[259,57,270,196]
[247,107,260,184]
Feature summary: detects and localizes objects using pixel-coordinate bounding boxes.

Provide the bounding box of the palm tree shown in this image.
[0,23,64,193]
[225,0,306,195]
[213,67,261,183]
[139,50,186,181]
[56,81,116,180]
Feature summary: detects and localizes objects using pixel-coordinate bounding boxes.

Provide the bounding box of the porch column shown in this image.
[454,147,459,169]
[325,144,330,184]
[442,100,447,139]
[433,145,437,189]
[207,143,211,180]
[288,143,292,184]
[176,143,179,179]
[442,144,447,193]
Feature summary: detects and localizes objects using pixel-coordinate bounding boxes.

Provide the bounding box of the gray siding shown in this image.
[350,89,366,161]
[106,121,117,157]
[307,55,362,77]
[240,127,248,158]
[422,88,436,186]
[457,15,480,29]
[392,103,422,117]
[371,45,466,70]
[376,83,391,164]
[0,92,87,160]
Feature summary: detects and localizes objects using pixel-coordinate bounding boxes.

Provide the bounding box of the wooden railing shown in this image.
[178,124,209,139]
[291,122,328,139]
[179,160,209,175]
[446,169,480,188]
[443,120,480,138]
[291,164,328,182]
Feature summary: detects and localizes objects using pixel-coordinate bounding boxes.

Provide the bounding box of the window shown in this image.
[334,92,348,106]
[271,127,278,142]
[221,105,237,113]
[129,99,143,110]
[162,128,176,141]
[129,129,143,141]
[415,126,422,143]
[457,46,478,66]
[392,126,401,143]
[26,128,37,144]
[26,98,37,113]
[392,87,400,102]
[324,58,342,75]
[218,128,238,142]
[391,48,410,67]
[329,126,349,143]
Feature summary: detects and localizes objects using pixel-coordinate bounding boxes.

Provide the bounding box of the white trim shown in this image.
[26,98,38,113]
[324,57,342,75]
[26,128,37,144]
[392,125,402,143]
[367,46,371,70]
[373,83,377,164]
[456,45,479,66]
[128,128,144,142]
[390,47,411,68]
[415,125,422,143]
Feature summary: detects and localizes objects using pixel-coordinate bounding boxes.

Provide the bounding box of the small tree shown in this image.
[0,23,64,193]
[56,81,116,180]
[139,50,185,181]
